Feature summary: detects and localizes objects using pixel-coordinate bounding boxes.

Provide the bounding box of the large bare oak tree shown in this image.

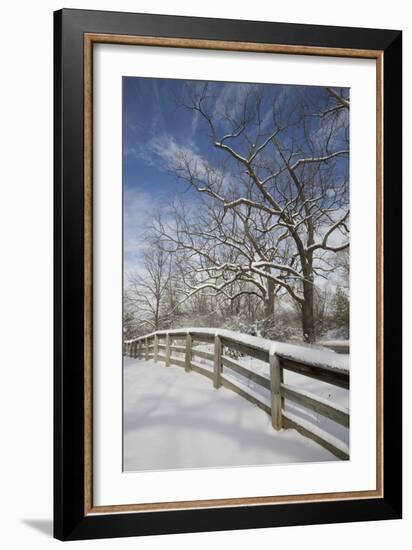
[153,83,350,342]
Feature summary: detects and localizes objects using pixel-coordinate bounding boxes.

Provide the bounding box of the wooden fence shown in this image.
[124,328,349,460]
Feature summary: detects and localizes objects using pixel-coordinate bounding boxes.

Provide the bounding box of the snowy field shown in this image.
[226,353,349,448]
[123,357,342,472]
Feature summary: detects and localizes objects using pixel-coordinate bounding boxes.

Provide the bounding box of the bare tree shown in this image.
[127,242,173,331]
[123,296,138,340]
[154,196,291,329]
[154,83,349,342]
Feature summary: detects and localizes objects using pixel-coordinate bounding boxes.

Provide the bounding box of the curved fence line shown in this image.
[124,328,350,460]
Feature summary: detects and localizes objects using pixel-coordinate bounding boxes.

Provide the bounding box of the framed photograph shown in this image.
[54,8,402,540]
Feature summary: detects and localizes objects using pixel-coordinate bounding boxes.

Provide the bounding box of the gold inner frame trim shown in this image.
[84,32,384,515]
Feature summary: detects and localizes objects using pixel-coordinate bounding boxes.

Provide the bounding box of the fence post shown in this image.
[185,333,192,372]
[145,337,149,361]
[280,366,285,410]
[213,335,222,389]
[154,334,159,362]
[269,351,282,430]
[133,341,137,359]
[165,333,171,367]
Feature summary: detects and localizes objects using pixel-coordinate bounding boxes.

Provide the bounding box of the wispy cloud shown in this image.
[124,186,177,279]
[123,187,159,279]
[124,189,152,252]
[211,81,256,121]
[147,132,239,195]
[150,133,201,165]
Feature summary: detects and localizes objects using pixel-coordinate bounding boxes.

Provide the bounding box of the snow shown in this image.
[181,342,349,447]
[320,340,349,347]
[223,354,349,446]
[283,412,350,456]
[126,327,349,372]
[123,357,339,472]
[281,382,349,416]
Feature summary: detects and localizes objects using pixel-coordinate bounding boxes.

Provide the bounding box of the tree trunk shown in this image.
[265,284,275,319]
[301,279,315,343]
[263,278,276,334]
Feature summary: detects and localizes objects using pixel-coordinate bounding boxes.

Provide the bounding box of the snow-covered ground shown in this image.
[123,357,341,472]
[167,340,349,447]
[225,354,349,447]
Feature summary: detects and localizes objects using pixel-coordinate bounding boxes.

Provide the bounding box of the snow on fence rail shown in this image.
[124,328,350,460]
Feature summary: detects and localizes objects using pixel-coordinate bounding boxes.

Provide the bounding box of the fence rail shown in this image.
[124,328,349,460]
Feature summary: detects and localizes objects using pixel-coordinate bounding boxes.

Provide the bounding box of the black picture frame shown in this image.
[54,8,402,541]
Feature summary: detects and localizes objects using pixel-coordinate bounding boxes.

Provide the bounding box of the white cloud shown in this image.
[211,81,256,121]
[150,133,193,165]
[123,188,155,276]
[147,132,238,195]
[123,185,178,281]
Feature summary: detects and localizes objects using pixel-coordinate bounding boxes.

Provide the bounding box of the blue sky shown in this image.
[123,77,349,278]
